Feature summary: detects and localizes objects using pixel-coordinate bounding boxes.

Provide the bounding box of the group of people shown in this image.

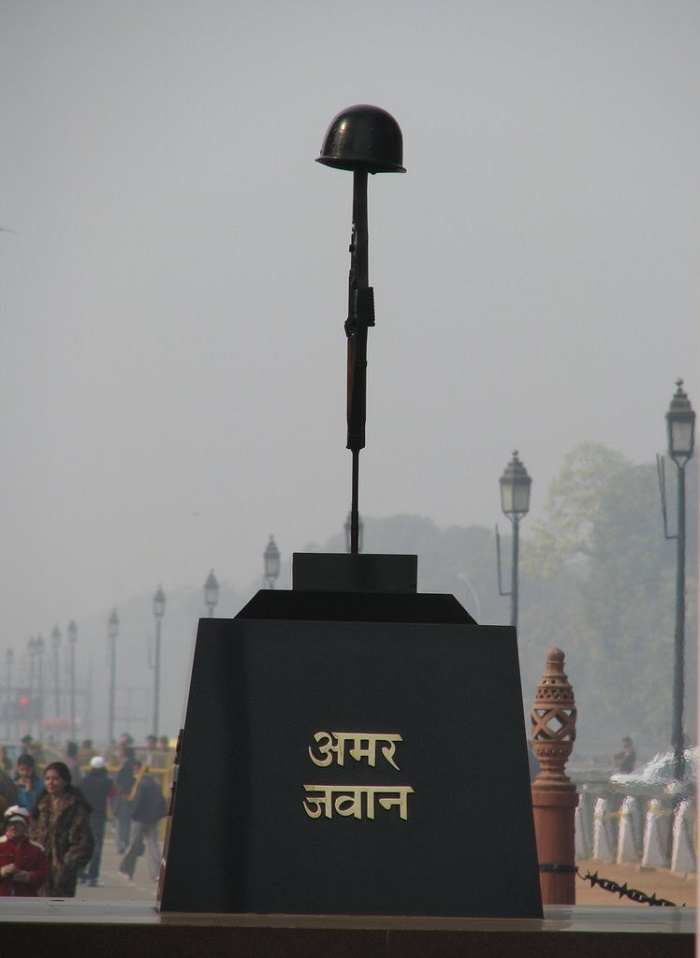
[0,733,169,897]
[1,759,93,896]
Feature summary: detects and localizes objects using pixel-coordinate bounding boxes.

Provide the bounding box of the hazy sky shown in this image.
[1,1,698,651]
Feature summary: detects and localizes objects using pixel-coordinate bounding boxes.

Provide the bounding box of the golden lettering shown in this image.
[377,786,413,821]
[302,785,334,819]
[308,731,345,767]
[302,785,414,821]
[308,732,403,769]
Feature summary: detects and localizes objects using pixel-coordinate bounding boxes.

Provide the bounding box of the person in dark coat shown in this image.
[0,767,18,820]
[613,737,636,773]
[118,761,166,882]
[14,754,42,813]
[114,745,136,854]
[64,741,82,787]
[79,756,114,887]
[0,806,48,896]
[30,761,94,897]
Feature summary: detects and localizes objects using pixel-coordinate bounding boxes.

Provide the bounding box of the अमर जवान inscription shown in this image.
[303,731,414,822]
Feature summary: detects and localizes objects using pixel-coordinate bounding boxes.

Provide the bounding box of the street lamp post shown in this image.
[656,379,695,781]
[5,649,13,741]
[27,638,36,738]
[344,511,364,554]
[152,585,166,737]
[496,451,532,629]
[51,625,61,719]
[204,570,219,617]
[35,634,45,739]
[67,620,77,742]
[107,610,119,747]
[263,536,280,589]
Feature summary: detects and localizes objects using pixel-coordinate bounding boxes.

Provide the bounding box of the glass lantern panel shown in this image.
[670,419,694,457]
[500,481,514,515]
[265,547,280,578]
[512,481,531,515]
[205,585,218,606]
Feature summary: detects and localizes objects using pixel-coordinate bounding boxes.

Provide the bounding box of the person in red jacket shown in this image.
[0,805,48,896]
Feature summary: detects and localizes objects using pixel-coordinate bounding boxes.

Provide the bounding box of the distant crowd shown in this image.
[0,732,171,897]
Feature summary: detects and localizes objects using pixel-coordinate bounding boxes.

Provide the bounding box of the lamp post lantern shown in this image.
[67,620,77,741]
[656,379,696,781]
[264,536,280,589]
[496,451,532,629]
[204,570,219,617]
[107,609,119,746]
[51,625,61,719]
[317,104,405,554]
[152,585,166,737]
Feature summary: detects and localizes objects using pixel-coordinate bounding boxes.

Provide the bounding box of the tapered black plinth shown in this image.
[292,553,418,594]
[160,587,538,917]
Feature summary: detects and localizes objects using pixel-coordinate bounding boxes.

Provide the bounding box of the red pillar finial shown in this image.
[531,647,577,788]
[530,647,578,904]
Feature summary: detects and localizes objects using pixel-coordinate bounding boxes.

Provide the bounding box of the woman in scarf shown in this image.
[30,761,94,896]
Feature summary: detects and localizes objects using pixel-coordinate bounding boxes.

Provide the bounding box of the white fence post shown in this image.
[671,800,697,876]
[592,797,615,862]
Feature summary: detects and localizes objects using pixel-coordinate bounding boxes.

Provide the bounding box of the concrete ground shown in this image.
[73,827,157,903]
[575,858,696,908]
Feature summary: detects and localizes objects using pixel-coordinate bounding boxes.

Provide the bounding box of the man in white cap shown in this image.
[79,756,115,887]
[0,806,48,896]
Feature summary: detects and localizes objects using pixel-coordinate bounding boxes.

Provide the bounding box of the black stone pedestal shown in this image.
[160,575,540,918]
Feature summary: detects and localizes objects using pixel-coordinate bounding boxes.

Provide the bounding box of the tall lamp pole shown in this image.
[204,570,219,617]
[316,105,405,554]
[263,536,280,589]
[35,634,45,739]
[344,511,364,554]
[5,649,13,741]
[656,379,695,781]
[51,625,61,719]
[27,638,36,738]
[107,610,119,747]
[67,620,77,742]
[152,586,166,737]
[496,451,532,629]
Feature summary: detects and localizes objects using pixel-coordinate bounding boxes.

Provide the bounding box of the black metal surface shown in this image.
[161,600,539,917]
[346,171,369,552]
[237,588,476,624]
[291,553,420,596]
[318,107,404,557]
[317,104,405,174]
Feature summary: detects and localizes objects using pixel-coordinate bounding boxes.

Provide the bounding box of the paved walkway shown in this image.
[67,833,698,909]
[73,828,157,903]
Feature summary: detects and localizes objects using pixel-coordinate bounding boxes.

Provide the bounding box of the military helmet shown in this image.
[316,104,405,174]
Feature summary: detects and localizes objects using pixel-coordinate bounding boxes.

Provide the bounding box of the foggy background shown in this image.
[1,2,697,757]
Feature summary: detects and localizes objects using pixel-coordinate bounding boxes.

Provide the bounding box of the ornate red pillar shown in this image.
[530,647,578,904]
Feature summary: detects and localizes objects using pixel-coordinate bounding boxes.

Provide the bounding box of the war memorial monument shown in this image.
[0,105,692,958]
